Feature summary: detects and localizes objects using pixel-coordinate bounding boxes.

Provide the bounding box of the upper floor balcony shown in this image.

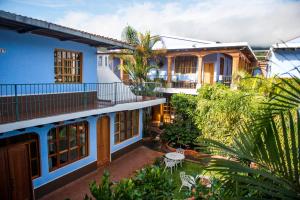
[0,82,163,125]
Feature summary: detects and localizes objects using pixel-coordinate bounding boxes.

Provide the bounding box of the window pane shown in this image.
[48,156,57,170]
[48,129,56,141]
[69,124,77,148]
[59,152,68,165]
[59,126,68,151]
[70,148,78,161]
[120,130,126,141]
[31,159,38,177]
[114,122,119,132]
[78,122,87,134]
[30,141,37,158]
[133,110,139,135]
[79,145,87,157]
[54,49,82,83]
[48,142,56,155]
[79,133,86,145]
[114,134,119,144]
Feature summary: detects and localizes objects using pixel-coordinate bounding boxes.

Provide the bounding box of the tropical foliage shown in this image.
[162,93,200,147]
[200,72,300,199]
[85,166,174,200]
[119,26,165,83]
[195,83,266,146]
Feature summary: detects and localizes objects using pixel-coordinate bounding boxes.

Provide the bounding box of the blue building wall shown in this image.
[0,29,97,84]
[0,109,143,189]
[269,49,300,77]
[110,109,143,153]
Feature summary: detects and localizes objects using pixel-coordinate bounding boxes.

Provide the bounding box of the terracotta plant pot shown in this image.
[163,142,205,156]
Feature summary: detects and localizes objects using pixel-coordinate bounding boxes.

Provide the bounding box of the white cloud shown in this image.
[55,0,300,46]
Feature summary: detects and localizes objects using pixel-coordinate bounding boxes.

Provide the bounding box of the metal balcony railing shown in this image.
[0,82,162,124]
[148,74,232,88]
[148,74,198,89]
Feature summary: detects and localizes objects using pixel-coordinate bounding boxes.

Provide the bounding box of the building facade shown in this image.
[101,35,257,125]
[0,11,164,199]
[267,36,300,77]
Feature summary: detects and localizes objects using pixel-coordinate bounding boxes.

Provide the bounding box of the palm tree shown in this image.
[119,25,165,83]
[201,72,300,199]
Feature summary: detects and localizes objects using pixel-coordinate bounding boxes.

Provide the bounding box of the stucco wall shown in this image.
[0,29,97,84]
[0,109,143,189]
[268,49,300,77]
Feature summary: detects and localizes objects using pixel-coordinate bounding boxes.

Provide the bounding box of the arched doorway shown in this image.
[97,116,110,166]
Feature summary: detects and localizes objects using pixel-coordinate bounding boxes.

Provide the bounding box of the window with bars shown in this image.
[114,110,139,144]
[54,49,82,83]
[47,121,88,171]
[174,56,197,74]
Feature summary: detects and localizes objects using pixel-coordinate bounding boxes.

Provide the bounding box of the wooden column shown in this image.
[167,56,172,86]
[197,55,203,87]
[231,54,240,88]
[120,58,124,81]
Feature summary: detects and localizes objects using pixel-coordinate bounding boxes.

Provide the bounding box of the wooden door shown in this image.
[0,147,10,200]
[0,144,33,200]
[97,116,110,166]
[203,63,214,84]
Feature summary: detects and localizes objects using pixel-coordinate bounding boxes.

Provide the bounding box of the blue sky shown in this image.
[1,0,300,46]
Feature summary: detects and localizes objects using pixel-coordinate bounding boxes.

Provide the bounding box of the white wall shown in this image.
[268,49,300,77]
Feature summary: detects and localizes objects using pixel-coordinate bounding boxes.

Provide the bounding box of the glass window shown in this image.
[54,49,82,83]
[175,56,197,74]
[114,110,139,144]
[47,121,88,171]
[98,56,103,67]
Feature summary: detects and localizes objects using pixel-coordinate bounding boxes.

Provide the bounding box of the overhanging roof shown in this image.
[0,10,134,50]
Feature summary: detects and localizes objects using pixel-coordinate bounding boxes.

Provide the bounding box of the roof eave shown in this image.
[0,10,134,50]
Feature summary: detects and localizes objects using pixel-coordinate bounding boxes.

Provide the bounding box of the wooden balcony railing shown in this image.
[0,82,162,124]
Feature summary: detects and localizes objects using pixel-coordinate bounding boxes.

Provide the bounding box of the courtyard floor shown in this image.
[39,145,163,200]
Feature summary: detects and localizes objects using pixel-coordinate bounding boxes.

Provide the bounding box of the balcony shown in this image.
[149,75,198,89]
[0,82,162,124]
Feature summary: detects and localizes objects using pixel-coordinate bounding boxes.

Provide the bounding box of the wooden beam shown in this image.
[120,58,124,81]
[167,56,172,84]
[197,55,203,85]
[17,27,42,33]
[231,55,240,87]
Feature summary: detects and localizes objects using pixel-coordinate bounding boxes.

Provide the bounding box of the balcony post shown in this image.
[83,83,88,109]
[114,82,117,104]
[167,56,172,87]
[196,55,203,89]
[14,84,19,121]
[231,54,240,88]
[120,58,124,81]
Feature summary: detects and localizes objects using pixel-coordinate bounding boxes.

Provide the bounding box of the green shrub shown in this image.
[113,179,141,200]
[85,171,113,200]
[85,166,175,200]
[162,120,199,148]
[195,84,266,146]
[162,93,200,147]
[134,165,175,200]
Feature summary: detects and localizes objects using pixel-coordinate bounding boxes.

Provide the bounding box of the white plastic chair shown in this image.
[164,157,176,174]
[176,148,185,167]
[179,171,196,191]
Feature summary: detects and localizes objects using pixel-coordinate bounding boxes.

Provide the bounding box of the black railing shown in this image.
[148,75,198,89]
[148,74,232,88]
[216,75,232,86]
[0,82,162,124]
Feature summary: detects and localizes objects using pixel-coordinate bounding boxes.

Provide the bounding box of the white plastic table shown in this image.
[165,152,185,161]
